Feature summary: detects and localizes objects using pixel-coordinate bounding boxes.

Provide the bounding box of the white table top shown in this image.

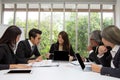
[0,61,119,80]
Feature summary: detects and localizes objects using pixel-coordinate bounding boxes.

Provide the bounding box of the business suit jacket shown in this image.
[0,44,17,70]
[16,39,40,63]
[49,43,75,60]
[88,46,112,64]
[99,48,120,78]
[88,46,101,64]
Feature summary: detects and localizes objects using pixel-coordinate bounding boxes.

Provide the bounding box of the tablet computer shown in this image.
[75,53,91,71]
[7,70,31,74]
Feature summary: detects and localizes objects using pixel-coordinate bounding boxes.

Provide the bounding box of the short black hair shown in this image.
[29,28,42,39]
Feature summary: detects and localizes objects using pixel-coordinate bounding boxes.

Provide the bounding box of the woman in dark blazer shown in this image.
[0,25,30,70]
[91,25,120,78]
[46,31,75,61]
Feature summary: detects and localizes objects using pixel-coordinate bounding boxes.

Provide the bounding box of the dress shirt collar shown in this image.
[28,40,34,48]
[110,45,120,58]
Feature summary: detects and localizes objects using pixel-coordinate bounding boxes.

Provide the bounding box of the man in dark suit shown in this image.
[86,30,112,64]
[16,29,42,63]
[86,30,102,64]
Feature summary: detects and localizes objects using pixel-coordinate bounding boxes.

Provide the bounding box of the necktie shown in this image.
[31,46,35,52]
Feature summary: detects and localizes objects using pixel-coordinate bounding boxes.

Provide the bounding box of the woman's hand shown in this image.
[45,53,50,59]
[91,64,102,73]
[98,46,108,56]
[69,55,74,61]
[10,64,31,69]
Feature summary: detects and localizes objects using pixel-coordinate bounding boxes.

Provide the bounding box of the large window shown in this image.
[65,4,76,51]
[2,3,115,57]
[90,4,101,31]
[103,5,114,28]
[40,4,51,56]
[4,4,14,25]
[53,4,64,43]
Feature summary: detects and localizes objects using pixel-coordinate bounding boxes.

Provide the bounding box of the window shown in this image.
[2,3,115,57]
[103,5,114,28]
[53,4,64,43]
[4,4,14,25]
[90,4,101,31]
[40,4,51,56]
[65,4,76,51]
[16,4,26,35]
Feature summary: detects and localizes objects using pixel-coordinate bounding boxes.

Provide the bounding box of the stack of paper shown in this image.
[31,60,59,67]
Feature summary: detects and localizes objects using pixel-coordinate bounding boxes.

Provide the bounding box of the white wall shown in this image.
[116,0,120,28]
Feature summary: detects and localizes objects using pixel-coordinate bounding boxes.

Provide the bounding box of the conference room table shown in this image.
[0,60,119,80]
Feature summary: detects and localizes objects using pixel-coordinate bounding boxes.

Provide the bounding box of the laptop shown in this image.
[75,53,91,71]
[53,51,69,61]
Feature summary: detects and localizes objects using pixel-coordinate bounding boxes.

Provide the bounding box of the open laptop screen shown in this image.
[53,51,69,61]
[75,53,85,70]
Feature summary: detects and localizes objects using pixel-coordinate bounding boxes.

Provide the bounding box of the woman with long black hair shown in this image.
[0,25,30,70]
[46,31,75,61]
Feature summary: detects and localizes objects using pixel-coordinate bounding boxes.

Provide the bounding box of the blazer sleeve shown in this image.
[99,47,112,67]
[34,46,40,57]
[69,45,76,61]
[49,44,55,53]
[69,45,76,57]
[88,47,101,64]
[0,47,9,70]
[0,64,9,70]
[49,44,55,59]
[100,48,120,78]
[101,67,120,78]
[16,41,28,63]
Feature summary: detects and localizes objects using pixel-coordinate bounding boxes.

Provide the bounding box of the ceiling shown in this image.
[1,0,116,4]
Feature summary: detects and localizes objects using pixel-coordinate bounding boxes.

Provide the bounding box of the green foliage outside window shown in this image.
[8,13,112,58]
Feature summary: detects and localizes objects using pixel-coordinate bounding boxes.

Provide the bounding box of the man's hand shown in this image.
[35,56,42,62]
[28,60,36,64]
[87,45,93,51]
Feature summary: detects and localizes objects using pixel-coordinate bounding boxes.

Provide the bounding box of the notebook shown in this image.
[53,51,69,61]
[75,53,92,71]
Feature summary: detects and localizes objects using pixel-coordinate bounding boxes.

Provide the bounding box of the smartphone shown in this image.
[7,70,31,74]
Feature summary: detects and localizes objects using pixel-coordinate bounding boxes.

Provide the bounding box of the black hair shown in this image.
[57,31,70,51]
[29,28,42,39]
[0,25,21,47]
